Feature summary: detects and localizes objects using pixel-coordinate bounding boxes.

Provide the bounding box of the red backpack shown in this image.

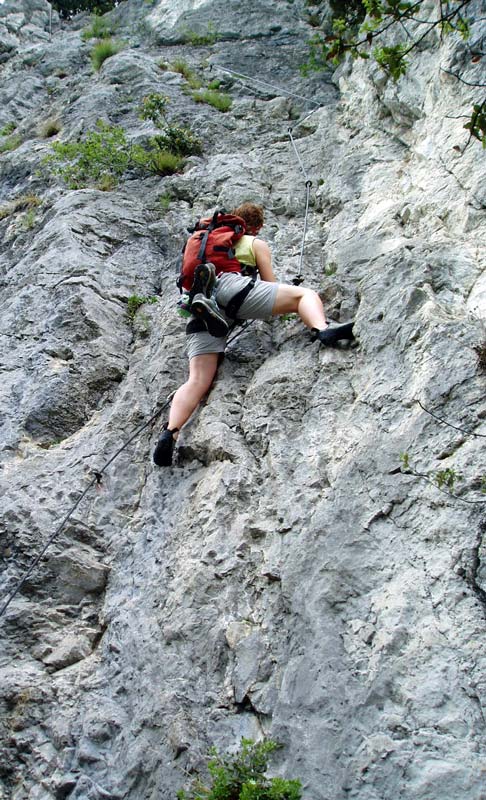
[177,210,246,292]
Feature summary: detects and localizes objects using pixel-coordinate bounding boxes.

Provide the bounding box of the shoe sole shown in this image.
[193,264,215,297]
[191,300,229,338]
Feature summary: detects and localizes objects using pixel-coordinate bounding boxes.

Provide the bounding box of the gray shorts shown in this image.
[185,273,279,360]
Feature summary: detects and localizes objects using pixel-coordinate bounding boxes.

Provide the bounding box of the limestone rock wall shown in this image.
[1,1,485,798]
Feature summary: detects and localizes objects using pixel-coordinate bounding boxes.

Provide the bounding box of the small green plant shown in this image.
[96,172,119,191]
[135,147,184,176]
[152,126,202,157]
[20,209,37,231]
[139,95,202,157]
[181,22,219,46]
[170,59,203,89]
[0,194,41,221]
[399,452,410,471]
[177,739,302,800]
[157,192,173,214]
[324,261,338,276]
[0,134,22,154]
[91,38,123,71]
[398,453,485,504]
[127,294,158,321]
[1,122,16,136]
[192,88,232,112]
[139,93,170,127]
[280,313,298,324]
[39,118,62,138]
[465,102,486,149]
[82,14,113,40]
[435,467,459,491]
[207,78,222,90]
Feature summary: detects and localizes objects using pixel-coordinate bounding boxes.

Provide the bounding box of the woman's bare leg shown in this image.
[168,353,219,436]
[272,285,327,329]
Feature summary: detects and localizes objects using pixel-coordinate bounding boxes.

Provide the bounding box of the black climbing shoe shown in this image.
[153,426,179,467]
[192,262,216,298]
[313,322,355,346]
[191,294,229,338]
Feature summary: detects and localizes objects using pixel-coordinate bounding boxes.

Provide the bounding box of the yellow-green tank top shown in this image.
[234,235,257,267]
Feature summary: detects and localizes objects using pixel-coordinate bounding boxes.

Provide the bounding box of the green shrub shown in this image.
[0,134,22,153]
[91,38,123,71]
[138,95,202,156]
[0,122,16,136]
[20,209,38,231]
[177,739,302,800]
[44,120,132,188]
[157,192,173,214]
[134,146,184,176]
[127,294,158,320]
[152,125,202,156]
[139,93,169,127]
[82,14,114,40]
[169,59,203,89]
[44,117,188,188]
[181,22,219,46]
[192,88,232,112]
[0,194,41,221]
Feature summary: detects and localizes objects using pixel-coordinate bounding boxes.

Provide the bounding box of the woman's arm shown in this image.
[253,239,276,282]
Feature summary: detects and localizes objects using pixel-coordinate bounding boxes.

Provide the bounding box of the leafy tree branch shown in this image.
[302,0,484,145]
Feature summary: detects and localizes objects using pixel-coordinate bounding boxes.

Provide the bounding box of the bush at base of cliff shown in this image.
[177,739,302,800]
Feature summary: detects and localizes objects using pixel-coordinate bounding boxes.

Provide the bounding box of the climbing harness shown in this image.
[221,271,259,320]
[0,393,174,620]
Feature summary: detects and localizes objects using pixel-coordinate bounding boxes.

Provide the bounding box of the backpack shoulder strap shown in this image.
[197,208,220,262]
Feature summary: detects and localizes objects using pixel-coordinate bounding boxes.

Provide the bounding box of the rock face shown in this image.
[1,0,486,798]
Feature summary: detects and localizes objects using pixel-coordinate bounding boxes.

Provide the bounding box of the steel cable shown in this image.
[0,394,174,619]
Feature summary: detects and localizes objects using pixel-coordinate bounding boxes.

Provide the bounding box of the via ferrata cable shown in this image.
[0,393,174,620]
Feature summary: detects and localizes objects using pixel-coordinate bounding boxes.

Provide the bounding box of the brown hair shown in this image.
[232,202,264,232]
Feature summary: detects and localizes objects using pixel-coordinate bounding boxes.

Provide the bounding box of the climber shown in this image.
[153,202,354,466]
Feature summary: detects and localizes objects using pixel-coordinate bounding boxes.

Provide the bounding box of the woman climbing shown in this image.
[153,202,354,466]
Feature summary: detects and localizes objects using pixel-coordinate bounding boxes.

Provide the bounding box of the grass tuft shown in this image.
[91,39,123,71]
[191,88,232,112]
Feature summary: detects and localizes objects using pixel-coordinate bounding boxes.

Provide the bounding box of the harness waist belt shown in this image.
[220,273,257,320]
